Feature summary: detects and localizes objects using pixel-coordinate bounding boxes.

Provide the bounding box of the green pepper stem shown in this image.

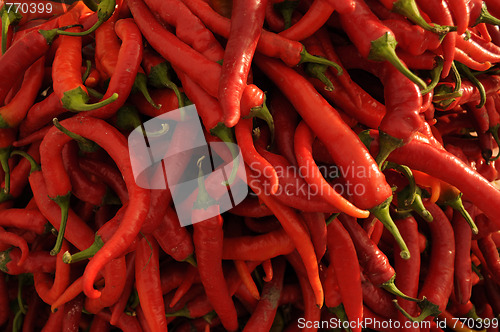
[382,276,421,302]
[1,7,22,54]
[392,0,450,35]
[274,0,299,30]
[445,193,478,234]
[384,162,416,208]
[328,305,353,332]
[393,297,441,322]
[165,306,191,318]
[488,125,500,161]
[375,131,404,168]
[326,213,341,226]
[421,57,444,95]
[456,62,486,108]
[475,3,500,26]
[149,63,185,109]
[58,0,116,36]
[305,63,334,91]
[183,254,197,267]
[247,96,275,145]
[210,123,239,186]
[116,105,143,131]
[61,87,119,112]
[50,193,71,256]
[53,118,98,153]
[300,47,343,75]
[370,197,411,260]
[0,147,12,195]
[369,32,427,90]
[63,235,104,263]
[11,150,40,173]
[133,73,160,109]
[409,188,433,222]
[81,60,92,83]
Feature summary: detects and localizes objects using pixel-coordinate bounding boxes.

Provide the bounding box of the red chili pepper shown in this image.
[229,196,272,217]
[219,0,266,127]
[278,0,334,41]
[0,56,44,128]
[456,33,500,64]
[142,49,184,108]
[79,158,128,204]
[180,0,342,67]
[153,205,194,262]
[109,252,135,325]
[393,216,421,327]
[41,116,149,299]
[360,272,398,319]
[286,251,322,331]
[51,4,117,112]
[222,228,294,261]
[135,235,168,332]
[383,19,441,56]
[97,310,143,332]
[0,208,46,234]
[242,257,285,331]
[255,55,409,258]
[19,92,66,138]
[415,0,456,77]
[62,141,107,206]
[246,168,323,307]
[89,314,110,332]
[294,121,370,218]
[0,248,55,275]
[85,256,127,314]
[338,0,427,89]
[0,227,28,266]
[327,217,363,332]
[409,202,454,320]
[33,240,70,305]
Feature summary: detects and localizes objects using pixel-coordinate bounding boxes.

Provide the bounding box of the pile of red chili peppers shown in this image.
[2,0,500,331]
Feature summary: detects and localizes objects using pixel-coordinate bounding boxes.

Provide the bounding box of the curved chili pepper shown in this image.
[62,141,107,206]
[415,0,456,77]
[235,118,279,195]
[218,0,266,127]
[98,309,143,332]
[255,54,409,259]
[0,25,58,105]
[394,215,421,327]
[135,235,167,332]
[294,121,370,218]
[59,0,116,37]
[0,57,44,128]
[478,233,500,285]
[34,240,70,305]
[95,20,157,111]
[360,272,398,319]
[300,212,326,261]
[447,0,470,35]
[222,228,294,260]
[42,116,150,299]
[269,90,299,165]
[337,214,419,302]
[0,228,28,267]
[192,160,238,330]
[79,158,128,204]
[0,248,55,275]
[339,0,427,89]
[19,92,66,138]
[453,208,473,305]
[246,167,323,307]
[51,5,117,112]
[278,0,333,41]
[327,218,363,332]
[383,19,442,56]
[242,257,285,332]
[153,205,194,262]
[180,0,343,67]
[109,252,135,324]
[397,202,455,321]
[85,256,127,314]
[0,208,46,234]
